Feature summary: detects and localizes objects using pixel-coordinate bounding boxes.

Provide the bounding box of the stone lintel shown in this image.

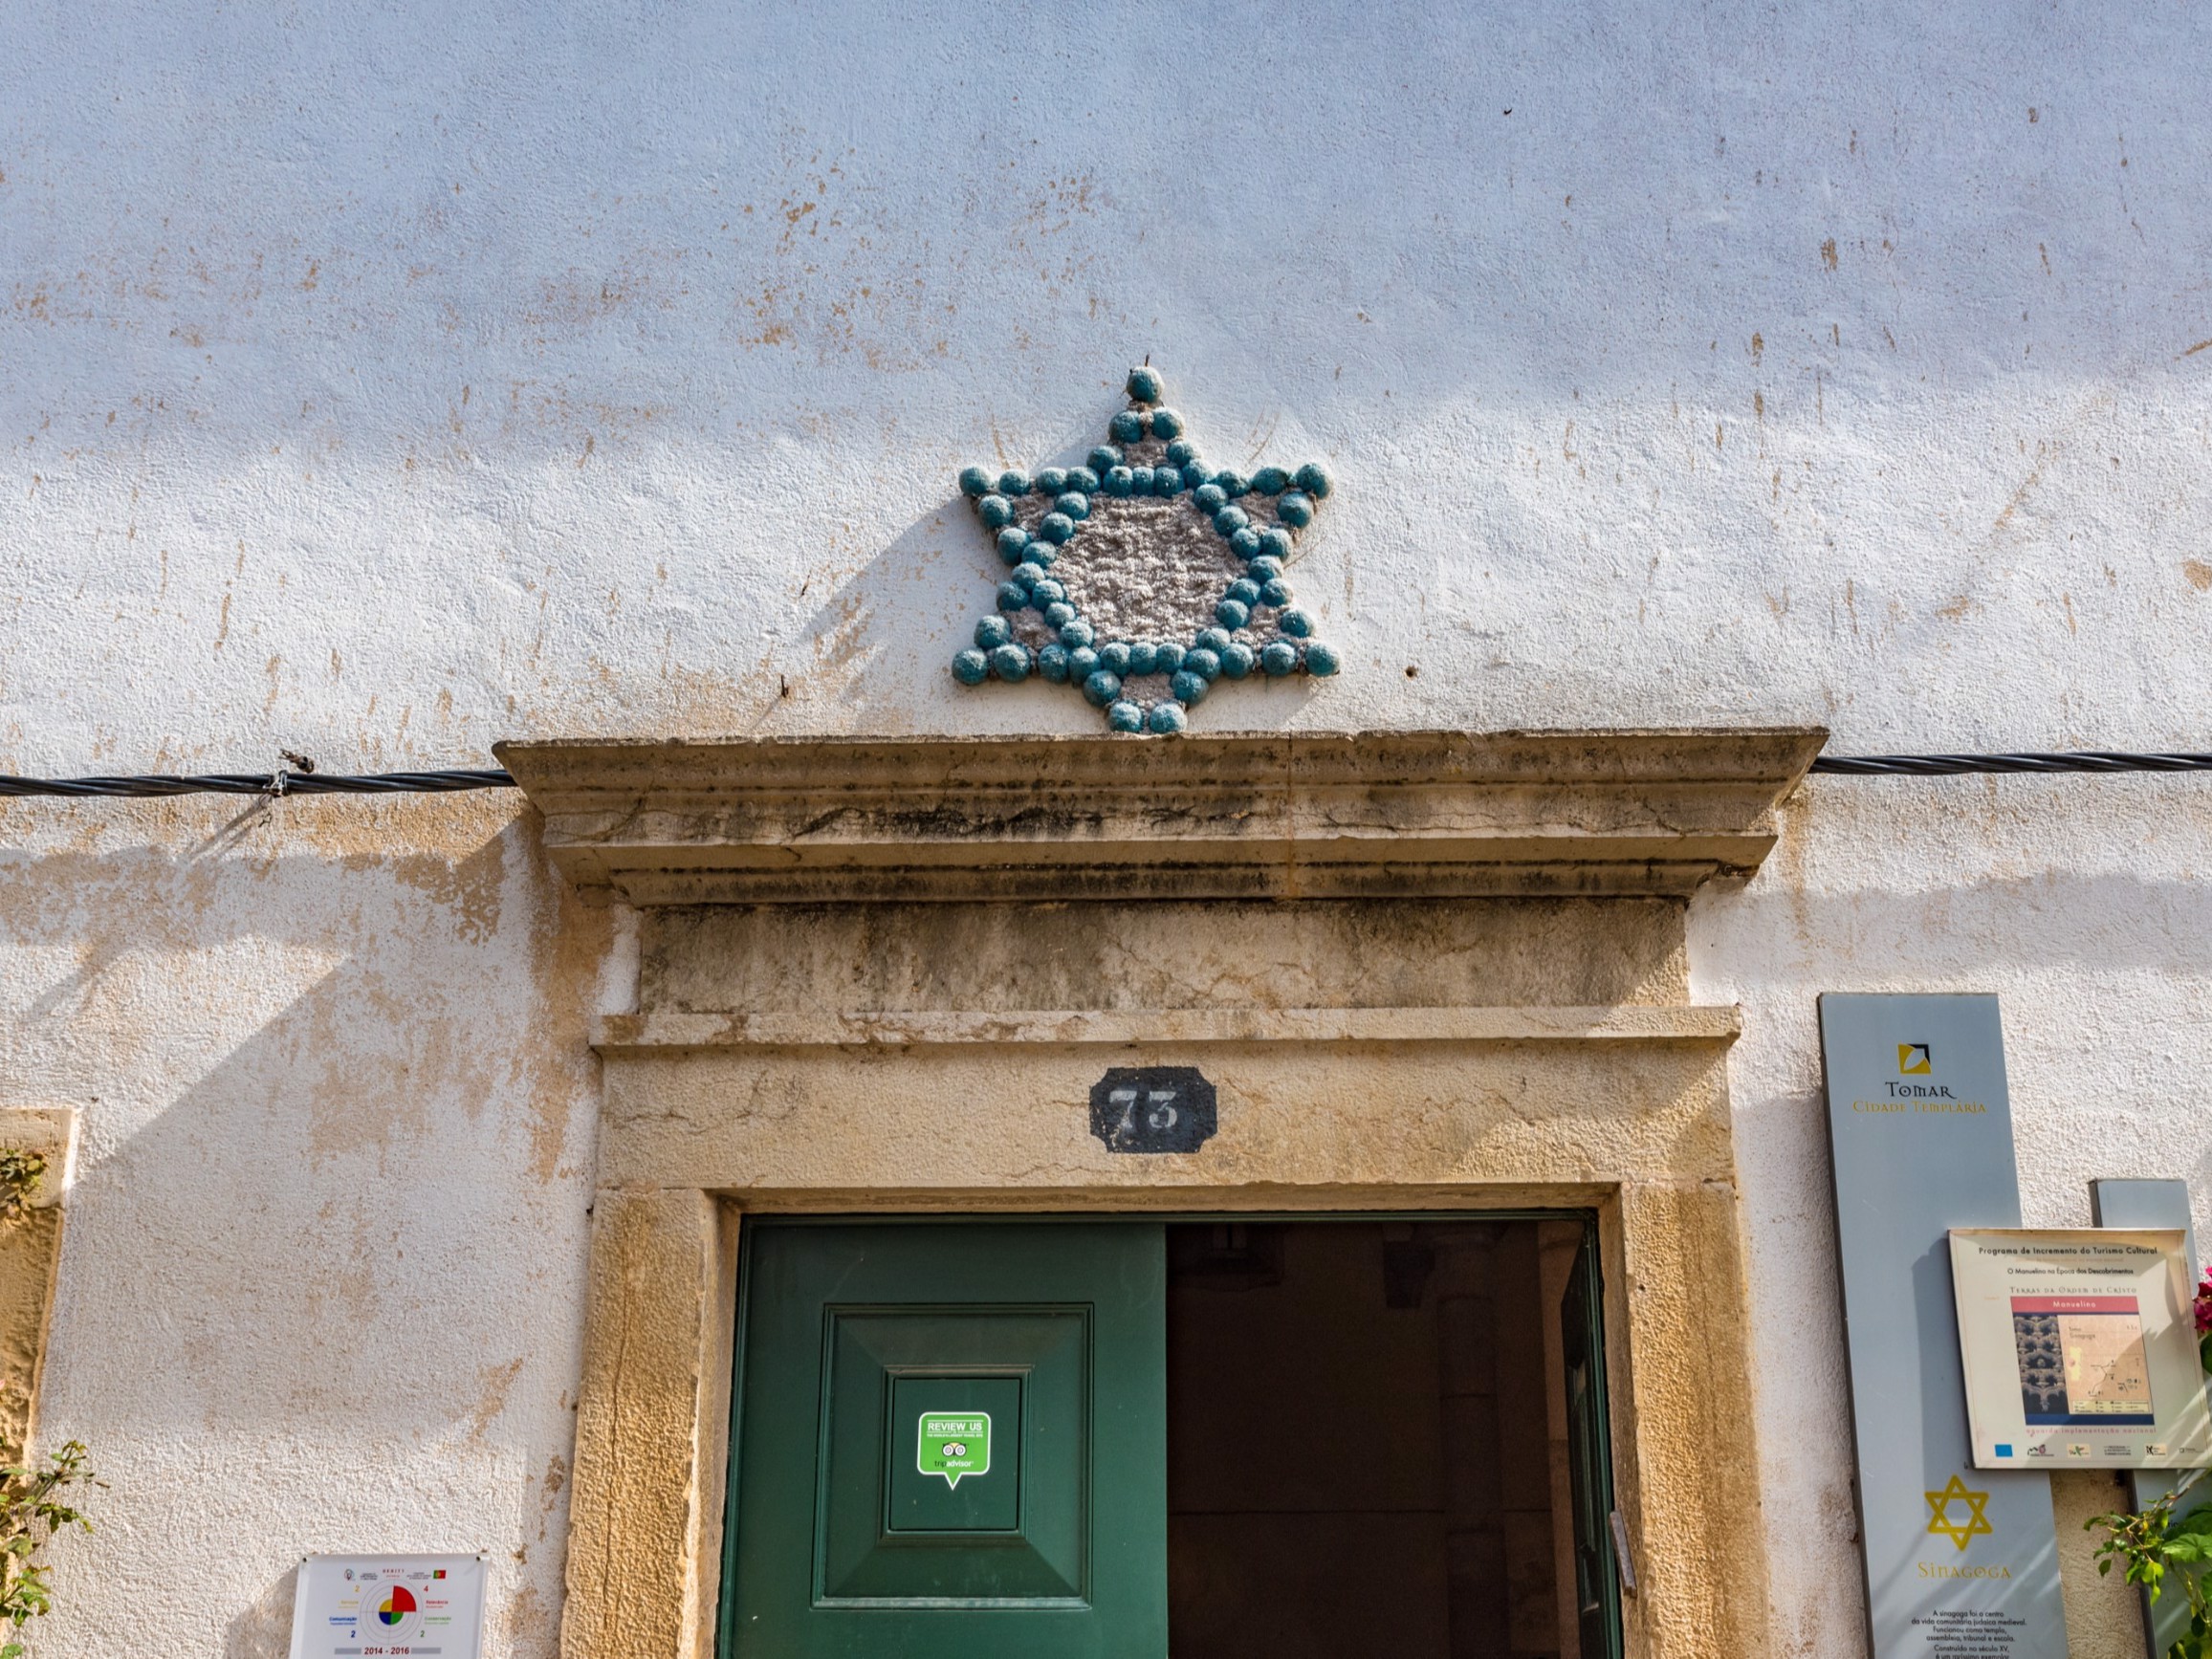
[496,727,1826,905]
[591,1002,1742,1054]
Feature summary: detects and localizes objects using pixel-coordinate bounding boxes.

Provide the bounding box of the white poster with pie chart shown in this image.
[289,1554,485,1659]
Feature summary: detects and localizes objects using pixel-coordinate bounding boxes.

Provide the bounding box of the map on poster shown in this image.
[1950,1229,2212,1471]
[288,1555,485,1659]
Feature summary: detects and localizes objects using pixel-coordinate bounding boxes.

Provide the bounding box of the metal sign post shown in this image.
[1820,993,2066,1659]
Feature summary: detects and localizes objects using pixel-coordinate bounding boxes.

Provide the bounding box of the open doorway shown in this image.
[1166,1219,1619,1659]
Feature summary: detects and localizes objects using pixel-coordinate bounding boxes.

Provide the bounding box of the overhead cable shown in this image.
[0,768,516,798]
[0,751,2207,797]
[1806,751,2212,776]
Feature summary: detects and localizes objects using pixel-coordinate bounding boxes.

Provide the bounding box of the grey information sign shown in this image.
[1820,994,2065,1659]
[2092,1176,2205,1658]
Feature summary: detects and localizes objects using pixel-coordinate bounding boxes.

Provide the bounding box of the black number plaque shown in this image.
[1089,1066,1216,1154]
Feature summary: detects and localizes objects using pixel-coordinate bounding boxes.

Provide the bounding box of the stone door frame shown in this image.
[501,728,1827,1659]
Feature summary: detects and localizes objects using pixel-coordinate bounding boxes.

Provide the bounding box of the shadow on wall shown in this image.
[785,470,1327,735]
[1749,867,2212,980]
[0,802,602,1659]
[228,1563,297,1659]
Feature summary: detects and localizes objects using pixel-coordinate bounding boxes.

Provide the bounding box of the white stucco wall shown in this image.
[5,2,2211,1653]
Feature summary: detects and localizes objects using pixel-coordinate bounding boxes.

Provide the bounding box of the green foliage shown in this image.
[0,1442,97,1659]
[0,1155,44,1226]
[2091,1468,2212,1659]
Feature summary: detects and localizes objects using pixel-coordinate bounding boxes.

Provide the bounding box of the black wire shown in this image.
[0,752,2207,797]
[1807,752,2212,776]
[0,768,516,797]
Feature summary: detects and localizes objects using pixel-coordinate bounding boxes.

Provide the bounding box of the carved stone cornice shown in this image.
[495,727,1825,905]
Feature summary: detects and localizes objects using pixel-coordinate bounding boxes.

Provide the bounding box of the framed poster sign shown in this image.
[288,1554,486,1659]
[1949,1228,2211,1471]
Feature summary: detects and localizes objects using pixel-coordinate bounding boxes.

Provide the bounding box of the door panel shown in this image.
[822,1309,1084,1601]
[1560,1225,1624,1659]
[725,1222,1168,1658]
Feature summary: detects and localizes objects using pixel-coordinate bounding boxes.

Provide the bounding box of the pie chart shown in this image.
[371,1583,419,1638]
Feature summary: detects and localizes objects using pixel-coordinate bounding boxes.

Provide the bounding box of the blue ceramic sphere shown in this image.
[1083,668,1122,708]
[1251,466,1289,494]
[1034,468,1068,494]
[1107,700,1146,732]
[951,648,990,685]
[1128,642,1159,676]
[1068,646,1101,681]
[1109,409,1146,444]
[1219,642,1256,679]
[998,469,1032,496]
[1303,642,1340,676]
[1260,578,1293,607]
[1128,466,1155,494]
[1029,578,1066,605]
[1277,492,1314,529]
[1184,646,1221,681]
[1227,578,1260,605]
[1294,463,1333,498]
[991,643,1031,681]
[1229,527,1261,558]
[1056,491,1090,520]
[1010,560,1044,588]
[1181,462,1211,489]
[1280,609,1314,638]
[1214,469,1250,497]
[1257,528,1293,560]
[1088,446,1122,474]
[1171,668,1208,705]
[996,527,1032,563]
[1214,507,1250,537]
[1195,626,1232,655]
[959,466,995,497]
[1039,513,1076,544]
[1154,642,1186,675]
[1153,466,1185,496]
[1148,702,1188,734]
[1044,601,1077,628]
[975,615,1012,649]
[1039,643,1072,683]
[1216,598,1250,629]
[1066,467,1100,493]
[1193,484,1227,514]
[977,493,1014,529]
[996,581,1028,611]
[1105,466,1134,497]
[1149,407,1183,439]
[1260,641,1299,676]
[1099,641,1131,675]
[1126,365,1164,403]
[1061,618,1095,649]
[1248,554,1284,581]
[1165,439,1197,467]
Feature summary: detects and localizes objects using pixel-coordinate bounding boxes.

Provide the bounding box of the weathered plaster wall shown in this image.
[6,2,2212,1654]
[1693,777,2212,1657]
[0,797,613,1656]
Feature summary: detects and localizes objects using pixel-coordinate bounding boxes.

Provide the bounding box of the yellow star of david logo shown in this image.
[1925,1474,1993,1550]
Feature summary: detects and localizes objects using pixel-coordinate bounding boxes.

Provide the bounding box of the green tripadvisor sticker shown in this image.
[918,1412,992,1489]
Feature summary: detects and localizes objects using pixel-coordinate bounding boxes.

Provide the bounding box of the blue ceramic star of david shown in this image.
[951,368,1336,732]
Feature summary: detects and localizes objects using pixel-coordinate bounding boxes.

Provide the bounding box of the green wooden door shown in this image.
[723,1221,1169,1658]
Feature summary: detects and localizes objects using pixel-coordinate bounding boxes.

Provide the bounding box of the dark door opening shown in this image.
[1166,1219,1619,1659]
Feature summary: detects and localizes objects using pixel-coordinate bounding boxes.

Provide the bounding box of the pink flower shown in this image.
[2196,1270,2212,1335]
